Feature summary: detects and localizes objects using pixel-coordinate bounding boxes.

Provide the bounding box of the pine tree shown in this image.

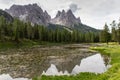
[103,23,110,44]
[99,31,104,42]
[110,20,117,42]
[12,18,21,42]
[117,20,120,44]
[0,16,6,41]
[26,22,32,39]
[34,24,39,39]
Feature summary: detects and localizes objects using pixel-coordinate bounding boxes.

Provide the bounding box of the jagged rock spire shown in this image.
[5,3,51,26]
[51,9,81,27]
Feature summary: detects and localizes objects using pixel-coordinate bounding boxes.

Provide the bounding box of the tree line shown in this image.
[100,20,120,44]
[0,16,100,43]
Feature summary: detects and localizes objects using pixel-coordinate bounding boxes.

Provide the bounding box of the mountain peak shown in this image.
[32,3,38,6]
[5,3,82,28]
[0,9,13,22]
[3,3,98,33]
[62,10,65,13]
[56,11,61,17]
[44,10,49,15]
[51,9,81,27]
[44,10,51,23]
[77,17,81,22]
[67,9,72,14]
[6,3,51,26]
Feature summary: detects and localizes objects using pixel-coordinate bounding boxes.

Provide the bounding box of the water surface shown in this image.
[43,53,109,76]
[0,44,107,78]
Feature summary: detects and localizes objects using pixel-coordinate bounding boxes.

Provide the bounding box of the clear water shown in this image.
[0,74,31,80]
[0,54,110,79]
[43,54,109,76]
[71,54,107,75]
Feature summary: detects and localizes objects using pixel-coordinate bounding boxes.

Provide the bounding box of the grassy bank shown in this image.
[33,73,99,80]
[0,40,69,51]
[0,40,35,49]
[33,43,120,80]
[91,43,120,80]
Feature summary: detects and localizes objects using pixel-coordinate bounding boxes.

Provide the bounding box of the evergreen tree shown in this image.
[110,20,117,42]
[0,16,100,43]
[26,22,32,39]
[102,23,110,44]
[117,20,120,44]
[12,18,20,41]
[0,16,6,41]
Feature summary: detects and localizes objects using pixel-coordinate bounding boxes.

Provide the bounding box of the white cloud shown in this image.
[69,3,81,13]
[0,0,120,29]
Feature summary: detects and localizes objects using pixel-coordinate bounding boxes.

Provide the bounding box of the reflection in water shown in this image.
[42,64,70,76]
[0,74,31,80]
[72,54,107,74]
[0,44,96,78]
[0,54,110,79]
[43,54,109,76]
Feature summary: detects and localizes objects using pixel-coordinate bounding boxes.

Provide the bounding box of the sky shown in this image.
[0,0,120,29]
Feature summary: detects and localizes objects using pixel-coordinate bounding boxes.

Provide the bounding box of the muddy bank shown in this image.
[0,44,98,78]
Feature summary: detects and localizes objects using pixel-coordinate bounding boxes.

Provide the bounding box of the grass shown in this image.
[0,41,120,80]
[0,39,69,51]
[34,73,99,80]
[91,43,120,80]
[32,43,120,80]
[91,43,120,64]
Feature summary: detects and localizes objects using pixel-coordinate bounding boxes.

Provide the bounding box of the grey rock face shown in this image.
[5,3,81,27]
[44,10,51,24]
[6,4,82,28]
[0,9,13,22]
[51,9,81,27]
[5,3,51,26]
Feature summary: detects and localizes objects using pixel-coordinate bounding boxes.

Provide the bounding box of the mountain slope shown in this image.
[5,3,51,26]
[51,9,100,32]
[48,23,100,33]
[51,10,81,27]
[0,9,13,22]
[5,3,99,32]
